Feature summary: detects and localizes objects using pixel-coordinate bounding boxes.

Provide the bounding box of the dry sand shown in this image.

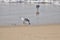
[0,24,60,40]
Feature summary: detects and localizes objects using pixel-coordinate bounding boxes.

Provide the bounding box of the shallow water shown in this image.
[0,2,60,25]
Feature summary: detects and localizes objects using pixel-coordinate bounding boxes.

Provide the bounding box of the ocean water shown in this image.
[0,2,60,25]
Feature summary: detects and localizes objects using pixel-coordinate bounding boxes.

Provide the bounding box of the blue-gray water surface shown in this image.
[0,2,60,25]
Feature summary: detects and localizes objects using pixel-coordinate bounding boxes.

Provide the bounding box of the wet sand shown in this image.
[0,24,60,40]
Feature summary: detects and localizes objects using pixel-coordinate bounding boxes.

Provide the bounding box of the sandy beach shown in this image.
[0,2,60,40]
[0,24,60,40]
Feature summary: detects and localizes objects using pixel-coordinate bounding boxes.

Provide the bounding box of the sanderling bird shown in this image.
[21,17,30,25]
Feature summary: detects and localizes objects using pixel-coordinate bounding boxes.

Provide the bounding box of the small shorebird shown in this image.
[21,17,30,25]
[36,4,40,16]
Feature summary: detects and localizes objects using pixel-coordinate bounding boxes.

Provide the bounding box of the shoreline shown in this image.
[0,24,60,27]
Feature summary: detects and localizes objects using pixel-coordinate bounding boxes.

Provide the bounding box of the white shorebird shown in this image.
[21,17,30,25]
